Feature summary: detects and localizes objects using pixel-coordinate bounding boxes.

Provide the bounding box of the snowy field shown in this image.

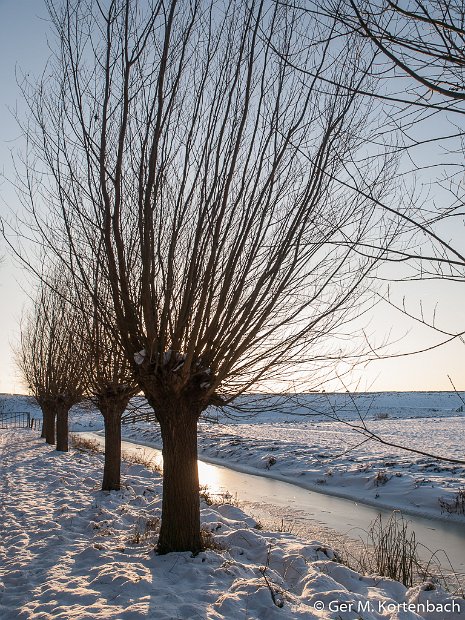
[1,428,464,619]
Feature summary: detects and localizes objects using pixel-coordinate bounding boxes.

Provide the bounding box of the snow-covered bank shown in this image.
[120,413,465,526]
[1,428,463,619]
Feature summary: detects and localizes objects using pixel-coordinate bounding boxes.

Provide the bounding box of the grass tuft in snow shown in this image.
[199,484,237,507]
[122,449,162,473]
[70,434,100,452]
[275,518,297,534]
[70,433,162,473]
[344,511,421,587]
[343,511,464,594]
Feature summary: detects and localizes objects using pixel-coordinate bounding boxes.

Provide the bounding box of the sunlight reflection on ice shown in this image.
[197,460,222,492]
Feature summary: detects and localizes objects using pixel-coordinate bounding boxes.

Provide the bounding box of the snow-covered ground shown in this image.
[1,427,463,619]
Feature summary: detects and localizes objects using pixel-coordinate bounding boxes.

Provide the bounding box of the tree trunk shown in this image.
[42,405,56,445]
[56,405,70,451]
[102,408,123,491]
[157,407,201,554]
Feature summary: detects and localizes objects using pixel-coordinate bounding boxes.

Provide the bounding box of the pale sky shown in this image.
[0,0,464,394]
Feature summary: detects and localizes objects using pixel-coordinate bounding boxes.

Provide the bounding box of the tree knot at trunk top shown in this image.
[135,348,217,405]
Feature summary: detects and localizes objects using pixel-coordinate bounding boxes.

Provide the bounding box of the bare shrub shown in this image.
[342,513,463,593]
[260,545,286,608]
[439,488,465,515]
[265,456,277,469]
[256,518,298,535]
[199,527,226,552]
[374,471,390,486]
[128,517,160,545]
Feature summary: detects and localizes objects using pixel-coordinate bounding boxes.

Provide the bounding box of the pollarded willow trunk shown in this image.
[42,404,56,445]
[56,404,71,452]
[100,403,125,491]
[155,401,202,554]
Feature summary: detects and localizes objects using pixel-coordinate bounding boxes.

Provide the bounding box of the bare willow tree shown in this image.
[17,0,403,552]
[17,279,86,450]
[79,284,138,491]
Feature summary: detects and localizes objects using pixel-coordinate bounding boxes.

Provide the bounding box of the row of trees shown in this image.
[7,0,463,554]
[18,275,136,490]
[12,0,406,555]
